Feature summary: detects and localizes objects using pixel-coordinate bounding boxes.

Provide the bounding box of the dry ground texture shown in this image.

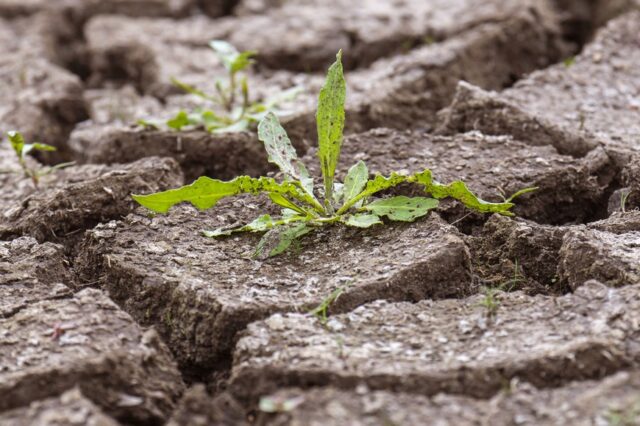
[1,0,640,424]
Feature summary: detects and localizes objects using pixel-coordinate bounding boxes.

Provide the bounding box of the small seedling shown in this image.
[621,189,631,213]
[133,51,532,258]
[479,260,523,318]
[138,40,301,133]
[4,131,74,189]
[563,56,576,68]
[309,285,347,325]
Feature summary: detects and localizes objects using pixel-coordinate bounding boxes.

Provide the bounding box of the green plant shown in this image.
[606,399,640,426]
[621,189,631,213]
[309,285,348,325]
[3,131,73,189]
[133,51,531,258]
[479,260,523,318]
[138,40,301,133]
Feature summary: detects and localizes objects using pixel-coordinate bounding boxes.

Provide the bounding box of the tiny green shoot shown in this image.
[621,189,631,213]
[132,51,531,258]
[479,260,523,318]
[4,131,74,189]
[309,285,347,325]
[138,40,301,134]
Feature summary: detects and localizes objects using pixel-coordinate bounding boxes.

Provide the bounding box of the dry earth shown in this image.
[1,0,640,424]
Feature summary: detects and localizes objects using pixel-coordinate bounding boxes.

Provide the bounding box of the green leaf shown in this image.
[255,223,312,258]
[268,193,309,215]
[203,214,307,237]
[337,170,514,216]
[137,119,162,130]
[7,131,26,158]
[505,186,538,203]
[167,111,191,130]
[342,160,368,205]
[171,77,215,101]
[209,40,256,74]
[257,112,303,179]
[411,170,514,215]
[316,50,346,203]
[132,175,323,214]
[362,196,438,222]
[342,213,382,228]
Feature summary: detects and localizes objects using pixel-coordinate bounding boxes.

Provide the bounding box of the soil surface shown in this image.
[1,0,640,424]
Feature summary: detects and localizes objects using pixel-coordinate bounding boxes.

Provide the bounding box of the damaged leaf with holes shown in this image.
[137,40,302,134]
[133,51,534,258]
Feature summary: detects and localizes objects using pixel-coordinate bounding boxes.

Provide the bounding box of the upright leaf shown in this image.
[342,160,368,205]
[316,50,346,203]
[257,112,302,179]
[362,196,438,222]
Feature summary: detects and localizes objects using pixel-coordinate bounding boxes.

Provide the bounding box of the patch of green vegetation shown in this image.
[3,131,73,189]
[563,56,576,68]
[133,51,534,258]
[137,40,301,133]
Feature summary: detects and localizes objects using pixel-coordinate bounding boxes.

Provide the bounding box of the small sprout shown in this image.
[309,285,347,325]
[479,260,523,318]
[258,395,305,413]
[138,40,302,134]
[563,56,576,68]
[133,51,530,258]
[621,189,631,213]
[5,131,74,189]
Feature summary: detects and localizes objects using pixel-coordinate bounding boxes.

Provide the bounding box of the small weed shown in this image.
[479,260,523,318]
[138,40,301,134]
[4,131,74,189]
[309,285,347,325]
[621,189,631,213]
[133,51,533,257]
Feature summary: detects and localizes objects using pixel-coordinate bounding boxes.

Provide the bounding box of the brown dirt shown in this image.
[74,203,473,374]
[0,388,121,426]
[230,280,640,403]
[2,1,640,424]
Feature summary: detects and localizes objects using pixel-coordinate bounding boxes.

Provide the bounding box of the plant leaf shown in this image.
[505,186,538,203]
[257,112,302,179]
[342,160,368,205]
[342,213,382,228]
[254,223,312,258]
[7,131,25,157]
[204,214,307,237]
[316,50,346,203]
[167,111,191,130]
[268,193,309,215]
[171,77,214,101]
[362,196,438,222]
[338,170,514,216]
[411,170,514,215]
[132,175,323,214]
[209,40,256,74]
